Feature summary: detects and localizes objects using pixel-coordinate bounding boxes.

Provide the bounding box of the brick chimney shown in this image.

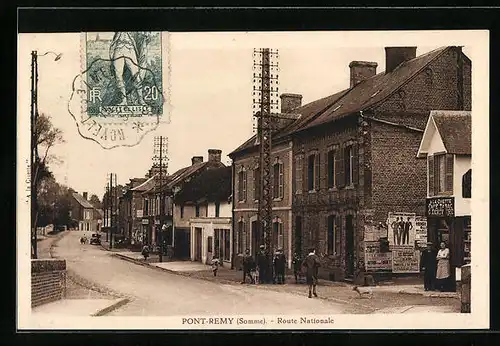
[191,156,204,165]
[385,47,417,73]
[83,192,88,200]
[349,61,378,87]
[208,149,222,163]
[280,93,303,113]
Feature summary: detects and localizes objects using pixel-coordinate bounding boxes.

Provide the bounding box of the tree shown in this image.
[89,194,102,209]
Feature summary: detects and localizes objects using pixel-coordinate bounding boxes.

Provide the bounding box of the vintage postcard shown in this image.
[17,30,489,330]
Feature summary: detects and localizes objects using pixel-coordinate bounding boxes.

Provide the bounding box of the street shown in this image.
[53,231,352,316]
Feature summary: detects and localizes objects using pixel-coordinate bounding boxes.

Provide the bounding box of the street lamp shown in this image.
[31,50,62,259]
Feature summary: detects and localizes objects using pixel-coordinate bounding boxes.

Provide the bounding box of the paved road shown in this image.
[54,231,350,316]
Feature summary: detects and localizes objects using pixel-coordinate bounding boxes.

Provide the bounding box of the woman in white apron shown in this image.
[435,241,450,291]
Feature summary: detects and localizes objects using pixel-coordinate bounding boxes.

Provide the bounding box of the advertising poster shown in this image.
[392,245,420,273]
[414,216,428,250]
[387,212,416,247]
[365,241,392,271]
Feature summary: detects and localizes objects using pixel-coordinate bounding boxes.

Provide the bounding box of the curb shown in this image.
[91,298,130,317]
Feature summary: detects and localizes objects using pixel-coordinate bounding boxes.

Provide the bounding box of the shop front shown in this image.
[426,196,471,292]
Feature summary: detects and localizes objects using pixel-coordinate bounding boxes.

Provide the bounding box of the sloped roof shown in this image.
[229,89,349,156]
[175,166,232,203]
[432,110,471,155]
[231,46,457,156]
[300,47,450,131]
[131,173,158,192]
[72,193,95,209]
[166,161,226,191]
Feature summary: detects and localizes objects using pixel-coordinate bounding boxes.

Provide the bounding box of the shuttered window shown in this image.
[279,163,284,198]
[336,148,345,188]
[445,154,454,193]
[295,156,303,194]
[344,145,354,186]
[462,169,471,198]
[315,153,320,190]
[273,162,284,199]
[238,168,247,202]
[307,154,315,191]
[327,150,336,188]
[428,155,434,196]
[254,167,260,200]
[273,219,284,250]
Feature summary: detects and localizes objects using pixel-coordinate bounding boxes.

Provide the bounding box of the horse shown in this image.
[109,32,152,105]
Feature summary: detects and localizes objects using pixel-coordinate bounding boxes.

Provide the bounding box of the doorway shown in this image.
[345,215,355,277]
[174,228,191,259]
[194,227,202,262]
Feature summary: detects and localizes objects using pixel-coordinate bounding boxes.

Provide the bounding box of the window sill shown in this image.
[344,184,355,190]
[238,200,246,204]
[273,198,284,202]
[308,190,317,194]
[328,187,338,192]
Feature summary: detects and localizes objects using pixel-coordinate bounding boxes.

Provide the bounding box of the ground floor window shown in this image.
[273,218,284,250]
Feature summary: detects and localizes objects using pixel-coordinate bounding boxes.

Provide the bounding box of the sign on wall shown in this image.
[426,197,455,217]
[136,209,144,218]
[364,241,392,271]
[414,216,428,250]
[387,212,416,246]
[392,245,420,273]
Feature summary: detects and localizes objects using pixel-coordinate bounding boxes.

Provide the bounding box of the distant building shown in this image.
[417,110,471,289]
[70,192,102,232]
[172,166,233,265]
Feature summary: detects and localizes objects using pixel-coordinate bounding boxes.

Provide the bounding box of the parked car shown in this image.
[90,233,101,245]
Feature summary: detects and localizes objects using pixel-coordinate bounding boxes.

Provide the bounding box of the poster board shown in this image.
[364,241,392,271]
[414,216,428,250]
[387,212,416,246]
[392,245,420,273]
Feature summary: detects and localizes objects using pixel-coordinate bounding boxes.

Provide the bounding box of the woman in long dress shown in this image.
[435,241,451,292]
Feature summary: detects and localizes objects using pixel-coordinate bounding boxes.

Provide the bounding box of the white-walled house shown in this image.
[417,110,471,285]
[172,165,233,266]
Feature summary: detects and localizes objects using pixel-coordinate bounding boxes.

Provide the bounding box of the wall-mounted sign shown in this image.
[387,212,416,246]
[392,245,420,273]
[154,219,160,225]
[136,209,144,218]
[426,197,454,217]
[414,216,428,250]
[141,218,149,225]
[364,241,392,271]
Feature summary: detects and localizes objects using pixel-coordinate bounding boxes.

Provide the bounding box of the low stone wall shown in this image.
[31,259,67,308]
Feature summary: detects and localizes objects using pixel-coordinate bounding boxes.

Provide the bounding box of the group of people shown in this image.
[420,241,453,292]
[240,246,321,298]
[391,217,413,245]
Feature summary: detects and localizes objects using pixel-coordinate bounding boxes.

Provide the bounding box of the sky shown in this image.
[18,31,476,199]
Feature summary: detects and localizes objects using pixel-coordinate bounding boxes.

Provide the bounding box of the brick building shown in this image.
[70,192,102,232]
[291,46,471,281]
[229,94,302,268]
[231,46,471,279]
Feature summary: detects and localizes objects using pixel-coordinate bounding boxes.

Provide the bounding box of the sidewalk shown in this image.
[32,298,129,317]
[111,250,460,313]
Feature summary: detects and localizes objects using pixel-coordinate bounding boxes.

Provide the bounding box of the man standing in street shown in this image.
[292,252,303,284]
[302,247,321,298]
[420,242,437,291]
[241,249,255,284]
[274,248,286,284]
[256,245,268,284]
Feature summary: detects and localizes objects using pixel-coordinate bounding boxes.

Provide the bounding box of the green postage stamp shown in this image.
[69,32,170,149]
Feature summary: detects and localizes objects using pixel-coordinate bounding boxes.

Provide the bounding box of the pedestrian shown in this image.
[241,249,255,284]
[272,250,280,284]
[435,241,451,292]
[211,258,220,277]
[302,247,321,298]
[141,244,150,261]
[292,252,303,284]
[256,245,268,284]
[420,241,437,291]
[274,248,286,284]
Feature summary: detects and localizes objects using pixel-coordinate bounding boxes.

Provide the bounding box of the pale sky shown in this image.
[18,32,474,198]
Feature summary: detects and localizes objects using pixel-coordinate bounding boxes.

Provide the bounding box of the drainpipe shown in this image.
[231,159,235,269]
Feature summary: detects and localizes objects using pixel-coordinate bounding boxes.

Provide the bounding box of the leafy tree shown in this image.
[89,194,102,209]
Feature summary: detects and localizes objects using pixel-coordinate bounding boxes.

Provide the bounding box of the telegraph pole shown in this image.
[153,136,168,262]
[252,48,300,283]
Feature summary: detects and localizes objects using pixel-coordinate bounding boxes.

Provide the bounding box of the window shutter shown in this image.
[337,146,345,188]
[320,152,327,190]
[279,163,284,198]
[327,151,334,188]
[315,153,320,190]
[446,154,454,193]
[243,170,247,201]
[428,155,434,196]
[352,143,359,186]
[295,157,302,194]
